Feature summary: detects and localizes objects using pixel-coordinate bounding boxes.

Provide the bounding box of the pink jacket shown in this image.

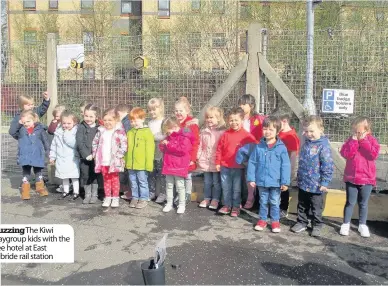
[340,135,380,186]
[92,123,128,174]
[160,128,194,178]
[196,127,225,172]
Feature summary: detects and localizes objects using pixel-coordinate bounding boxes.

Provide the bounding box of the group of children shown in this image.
[9,92,380,237]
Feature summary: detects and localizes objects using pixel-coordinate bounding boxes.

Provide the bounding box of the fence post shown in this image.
[246,23,262,113]
[46,33,58,184]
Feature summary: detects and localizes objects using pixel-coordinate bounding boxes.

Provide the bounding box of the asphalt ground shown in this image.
[1,174,388,285]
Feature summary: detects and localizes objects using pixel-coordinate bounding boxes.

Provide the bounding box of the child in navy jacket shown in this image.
[247,116,291,233]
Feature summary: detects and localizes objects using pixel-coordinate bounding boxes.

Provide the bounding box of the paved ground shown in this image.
[1,175,388,285]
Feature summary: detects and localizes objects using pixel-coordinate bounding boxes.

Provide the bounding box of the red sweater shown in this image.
[278,127,300,153]
[216,128,257,168]
[249,114,266,141]
[180,116,200,166]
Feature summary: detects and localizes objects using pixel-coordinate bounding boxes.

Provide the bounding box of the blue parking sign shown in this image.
[323,90,334,101]
[323,100,334,111]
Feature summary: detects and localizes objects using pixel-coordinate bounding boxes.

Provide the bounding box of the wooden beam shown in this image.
[246,23,261,112]
[258,53,305,119]
[199,54,248,124]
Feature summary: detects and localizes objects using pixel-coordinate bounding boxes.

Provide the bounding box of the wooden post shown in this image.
[246,23,262,113]
[46,33,58,184]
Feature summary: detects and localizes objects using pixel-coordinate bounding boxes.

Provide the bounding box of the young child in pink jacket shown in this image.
[159,117,195,214]
[197,107,226,210]
[340,116,380,238]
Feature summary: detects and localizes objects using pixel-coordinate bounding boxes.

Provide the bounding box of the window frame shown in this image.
[23,0,36,10]
[83,67,95,80]
[121,0,132,15]
[25,67,39,82]
[189,32,201,49]
[83,31,94,52]
[49,0,58,9]
[24,30,37,45]
[211,0,225,14]
[191,0,200,11]
[239,1,251,19]
[212,33,226,49]
[158,0,170,18]
[158,33,171,52]
[81,0,94,11]
[239,31,247,52]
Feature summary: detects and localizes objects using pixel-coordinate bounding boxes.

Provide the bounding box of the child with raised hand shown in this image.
[125,108,155,209]
[48,105,66,135]
[291,115,334,237]
[9,91,50,139]
[76,103,101,204]
[174,97,200,204]
[16,110,50,200]
[147,98,166,203]
[216,107,257,217]
[50,111,80,200]
[247,116,291,233]
[197,106,226,210]
[278,113,300,218]
[160,117,194,214]
[92,108,128,208]
[340,116,380,238]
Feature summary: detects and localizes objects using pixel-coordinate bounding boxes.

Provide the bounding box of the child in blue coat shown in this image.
[247,116,291,233]
[15,110,50,200]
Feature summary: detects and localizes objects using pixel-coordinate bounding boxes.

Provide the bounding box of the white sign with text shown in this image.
[322,89,354,114]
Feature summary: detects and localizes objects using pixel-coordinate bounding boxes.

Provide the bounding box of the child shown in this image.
[125,107,155,209]
[147,98,166,203]
[79,101,91,117]
[115,104,131,200]
[197,106,226,210]
[247,116,291,233]
[159,117,194,214]
[49,111,80,200]
[340,116,380,238]
[15,110,50,200]
[9,91,50,139]
[48,105,66,135]
[215,107,257,217]
[92,108,127,208]
[174,97,200,204]
[76,103,101,204]
[291,115,334,237]
[278,113,300,218]
[237,94,266,209]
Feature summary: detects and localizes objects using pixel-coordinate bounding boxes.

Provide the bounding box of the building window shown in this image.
[25,67,39,82]
[83,31,94,52]
[158,0,170,17]
[240,2,251,19]
[49,0,58,9]
[240,31,247,52]
[212,0,224,13]
[81,0,93,11]
[83,68,95,80]
[189,32,201,49]
[211,67,225,75]
[191,0,200,11]
[120,34,130,48]
[159,33,170,52]
[24,31,37,45]
[23,0,36,9]
[121,0,132,14]
[212,33,226,48]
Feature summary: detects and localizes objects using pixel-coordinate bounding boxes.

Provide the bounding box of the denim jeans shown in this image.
[128,170,149,201]
[258,187,281,221]
[166,175,185,207]
[203,172,222,202]
[344,182,372,225]
[221,167,242,208]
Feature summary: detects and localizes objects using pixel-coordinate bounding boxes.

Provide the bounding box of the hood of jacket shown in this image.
[98,122,125,134]
[258,137,286,149]
[304,136,330,146]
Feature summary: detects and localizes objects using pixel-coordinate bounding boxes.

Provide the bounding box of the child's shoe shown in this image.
[230,207,240,217]
[83,185,92,204]
[60,192,70,200]
[340,223,350,236]
[56,185,63,193]
[35,181,48,196]
[149,192,156,200]
[102,197,112,207]
[111,197,119,208]
[89,184,99,204]
[177,205,185,214]
[21,182,31,200]
[271,221,281,233]
[311,227,322,237]
[243,200,254,210]
[155,193,167,203]
[218,206,231,215]
[136,200,148,209]
[280,210,289,219]
[121,191,132,201]
[199,199,210,208]
[70,194,79,201]
[254,220,267,231]
[291,223,307,233]
[163,204,173,213]
[129,199,138,208]
[209,200,219,210]
[358,224,370,238]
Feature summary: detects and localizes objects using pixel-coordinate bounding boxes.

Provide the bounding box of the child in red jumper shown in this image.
[174,97,199,204]
[278,113,300,218]
[238,94,266,209]
[216,107,257,217]
[160,117,194,214]
[340,116,380,238]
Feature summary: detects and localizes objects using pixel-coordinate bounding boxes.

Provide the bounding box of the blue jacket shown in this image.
[16,123,50,168]
[9,99,50,140]
[121,116,131,133]
[298,136,334,193]
[236,143,256,165]
[246,138,291,188]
